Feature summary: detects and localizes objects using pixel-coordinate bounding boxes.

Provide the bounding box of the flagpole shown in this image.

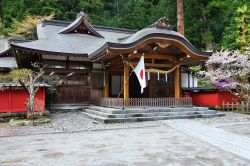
[117,70,133,98]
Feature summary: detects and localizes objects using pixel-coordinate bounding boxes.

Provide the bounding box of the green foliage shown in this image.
[44,75,62,96]
[10,13,54,40]
[221,2,250,51]
[189,65,202,72]
[43,75,62,109]
[198,77,213,88]
[1,0,250,51]
[0,68,32,82]
[189,65,213,87]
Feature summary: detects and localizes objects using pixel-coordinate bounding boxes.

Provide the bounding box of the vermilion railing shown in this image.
[100,97,192,108]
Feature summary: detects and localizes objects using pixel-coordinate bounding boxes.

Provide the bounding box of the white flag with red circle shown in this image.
[133,56,146,93]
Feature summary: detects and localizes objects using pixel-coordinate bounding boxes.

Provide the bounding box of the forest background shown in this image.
[0,0,250,51]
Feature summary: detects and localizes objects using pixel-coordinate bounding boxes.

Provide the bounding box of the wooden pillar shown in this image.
[103,71,109,97]
[175,66,181,99]
[124,64,129,99]
[177,0,184,35]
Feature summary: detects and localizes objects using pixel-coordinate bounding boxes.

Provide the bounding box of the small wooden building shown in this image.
[10,12,212,105]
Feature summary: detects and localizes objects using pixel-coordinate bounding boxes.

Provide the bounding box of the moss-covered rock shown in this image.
[9,119,30,126]
[0,111,50,122]
[9,117,51,126]
[33,118,51,126]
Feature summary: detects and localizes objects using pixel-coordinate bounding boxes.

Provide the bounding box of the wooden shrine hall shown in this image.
[10,12,212,106]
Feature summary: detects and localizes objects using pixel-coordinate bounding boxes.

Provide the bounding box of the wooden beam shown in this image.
[103,71,109,97]
[131,62,174,68]
[174,66,181,99]
[129,53,177,61]
[44,68,91,74]
[124,64,129,99]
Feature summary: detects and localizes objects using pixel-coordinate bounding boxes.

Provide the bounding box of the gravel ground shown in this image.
[181,111,250,137]
[1,111,250,137]
[0,111,161,137]
[190,111,250,125]
[44,111,161,132]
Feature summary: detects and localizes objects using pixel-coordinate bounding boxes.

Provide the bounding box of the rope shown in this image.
[117,59,179,98]
[117,71,133,98]
[123,59,179,74]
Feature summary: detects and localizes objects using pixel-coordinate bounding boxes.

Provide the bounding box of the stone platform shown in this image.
[82,106,225,123]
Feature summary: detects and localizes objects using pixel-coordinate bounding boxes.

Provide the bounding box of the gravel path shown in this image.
[44,111,161,132]
[172,112,250,137]
[190,111,250,125]
[0,111,161,137]
[45,111,250,133]
[1,111,250,137]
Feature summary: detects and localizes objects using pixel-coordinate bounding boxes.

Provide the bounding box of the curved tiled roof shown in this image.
[0,38,11,57]
[12,34,106,56]
[11,12,212,63]
[90,28,212,60]
[58,11,104,38]
[0,57,17,68]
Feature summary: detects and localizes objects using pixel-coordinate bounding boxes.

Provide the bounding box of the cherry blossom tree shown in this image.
[203,51,250,103]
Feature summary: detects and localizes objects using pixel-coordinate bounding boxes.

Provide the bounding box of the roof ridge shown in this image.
[41,19,136,34]
[94,25,136,34]
[58,12,104,38]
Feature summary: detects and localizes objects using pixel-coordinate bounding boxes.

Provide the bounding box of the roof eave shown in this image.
[11,44,89,57]
[0,47,12,57]
[90,33,212,61]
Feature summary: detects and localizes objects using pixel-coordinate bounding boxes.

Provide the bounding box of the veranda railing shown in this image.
[100,97,192,108]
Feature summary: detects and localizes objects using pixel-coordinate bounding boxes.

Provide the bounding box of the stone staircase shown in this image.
[82,106,225,123]
[51,103,92,112]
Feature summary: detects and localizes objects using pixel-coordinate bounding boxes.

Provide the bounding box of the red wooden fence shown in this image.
[0,87,46,112]
[191,91,237,107]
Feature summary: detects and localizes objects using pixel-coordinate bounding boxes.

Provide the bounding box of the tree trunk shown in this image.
[242,15,248,49]
[177,0,184,35]
[27,74,35,119]
[200,2,212,50]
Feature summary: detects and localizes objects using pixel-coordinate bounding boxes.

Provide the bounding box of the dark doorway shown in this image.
[109,74,124,97]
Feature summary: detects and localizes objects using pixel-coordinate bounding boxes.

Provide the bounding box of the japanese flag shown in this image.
[133,56,146,93]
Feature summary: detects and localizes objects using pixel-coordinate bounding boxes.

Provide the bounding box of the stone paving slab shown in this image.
[1,125,250,166]
[164,120,250,160]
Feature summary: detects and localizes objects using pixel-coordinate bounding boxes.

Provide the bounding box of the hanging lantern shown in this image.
[157,72,160,81]
[147,72,150,80]
[165,73,168,82]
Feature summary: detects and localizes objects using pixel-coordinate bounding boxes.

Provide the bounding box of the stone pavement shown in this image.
[164,120,250,160]
[1,121,250,166]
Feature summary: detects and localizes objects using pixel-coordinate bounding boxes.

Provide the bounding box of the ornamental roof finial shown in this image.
[147,17,172,30]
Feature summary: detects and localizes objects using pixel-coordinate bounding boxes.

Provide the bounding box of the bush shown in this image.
[0,68,32,82]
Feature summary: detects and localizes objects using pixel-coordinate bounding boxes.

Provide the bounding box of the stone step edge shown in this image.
[84,109,217,119]
[82,112,224,124]
[87,107,210,114]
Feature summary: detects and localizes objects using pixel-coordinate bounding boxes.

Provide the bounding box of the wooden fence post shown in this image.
[222,101,224,111]
[241,101,244,112]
